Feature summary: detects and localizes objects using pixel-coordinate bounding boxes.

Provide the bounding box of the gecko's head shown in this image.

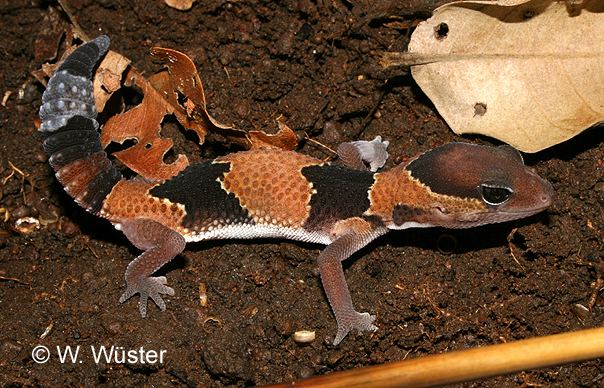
[402,142,553,228]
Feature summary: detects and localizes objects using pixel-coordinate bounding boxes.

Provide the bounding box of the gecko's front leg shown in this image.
[337,136,389,171]
[319,218,387,345]
[118,219,186,317]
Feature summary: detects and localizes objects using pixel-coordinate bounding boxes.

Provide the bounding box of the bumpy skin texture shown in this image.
[40,36,554,346]
[39,36,121,214]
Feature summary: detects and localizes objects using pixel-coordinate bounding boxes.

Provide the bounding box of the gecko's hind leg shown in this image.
[118,219,186,317]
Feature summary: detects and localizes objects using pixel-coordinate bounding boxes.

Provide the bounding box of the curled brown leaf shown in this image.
[70,43,300,181]
[248,117,298,150]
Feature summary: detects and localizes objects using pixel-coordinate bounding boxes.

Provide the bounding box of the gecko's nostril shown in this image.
[540,186,554,206]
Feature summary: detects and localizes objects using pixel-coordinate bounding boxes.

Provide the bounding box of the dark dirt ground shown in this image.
[1,0,603,386]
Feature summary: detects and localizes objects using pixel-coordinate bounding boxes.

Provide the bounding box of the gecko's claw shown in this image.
[119,275,175,317]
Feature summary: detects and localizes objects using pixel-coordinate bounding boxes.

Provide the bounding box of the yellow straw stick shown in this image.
[270,327,604,387]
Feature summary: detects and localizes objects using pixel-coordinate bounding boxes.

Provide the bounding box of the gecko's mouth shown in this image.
[493,204,552,224]
[448,204,551,229]
[496,206,550,220]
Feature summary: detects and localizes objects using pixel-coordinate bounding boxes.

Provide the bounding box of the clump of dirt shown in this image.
[1,1,602,386]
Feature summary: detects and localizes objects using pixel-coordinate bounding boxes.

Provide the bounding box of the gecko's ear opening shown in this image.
[497,144,524,164]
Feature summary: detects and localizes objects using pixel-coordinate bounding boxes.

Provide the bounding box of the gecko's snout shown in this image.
[524,166,554,211]
[540,179,555,207]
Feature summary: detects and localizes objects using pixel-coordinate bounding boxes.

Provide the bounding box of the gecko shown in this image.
[39,36,554,345]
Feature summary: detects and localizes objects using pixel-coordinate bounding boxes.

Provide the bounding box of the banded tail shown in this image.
[39,36,121,214]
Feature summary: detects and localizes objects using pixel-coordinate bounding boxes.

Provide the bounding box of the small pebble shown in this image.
[14,217,40,234]
[12,206,32,219]
[234,100,250,117]
[35,151,48,163]
[326,351,343,366]
[293,330,315,344]
[60,219,79,237]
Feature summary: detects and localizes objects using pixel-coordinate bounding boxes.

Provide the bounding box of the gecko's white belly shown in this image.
[183,223,333,245]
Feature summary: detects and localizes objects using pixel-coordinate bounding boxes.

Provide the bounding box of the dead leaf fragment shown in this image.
[149,47,212,145]
[93,50,131,112]
[14,217,40,234]
[149,47,251,148]
[248,117,298,150]
[101,68,189,181]
[164,0,195,11]
[387,0,604,152]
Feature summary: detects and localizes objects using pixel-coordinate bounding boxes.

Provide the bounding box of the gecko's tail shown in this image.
[39,36,121,215]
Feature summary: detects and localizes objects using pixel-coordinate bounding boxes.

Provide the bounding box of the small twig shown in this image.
[222,66,231,83]
[507,228,525,269]
[87,244,100,260]
[56,0,90,41]
[587,263,604,311]
[1,168,14,185]
[0,275,30,286]
[422,286,446,317]
[39,322,54,339]
[303,133,337,161]
[4,161,33,204]
[7,161,26,178]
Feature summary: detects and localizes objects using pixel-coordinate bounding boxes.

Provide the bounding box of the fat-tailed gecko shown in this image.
[39,36,553,345]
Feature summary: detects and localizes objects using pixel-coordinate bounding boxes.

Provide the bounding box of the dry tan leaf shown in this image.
[389,0,604,152]
[93,50,131,112]
[164,0,195,11]
[100,46,230,181]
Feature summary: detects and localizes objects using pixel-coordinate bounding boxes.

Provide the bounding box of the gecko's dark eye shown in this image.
[479,184,513,206]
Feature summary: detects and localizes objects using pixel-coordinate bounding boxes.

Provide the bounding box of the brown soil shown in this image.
[1,1,603,386]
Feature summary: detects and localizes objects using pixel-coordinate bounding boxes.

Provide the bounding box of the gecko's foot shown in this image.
[337,136,389,171]
[333,311,377,345]
[119,276,175,317]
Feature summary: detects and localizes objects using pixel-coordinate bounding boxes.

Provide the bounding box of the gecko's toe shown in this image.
[119,276,175,317]
[333,311,377,345]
